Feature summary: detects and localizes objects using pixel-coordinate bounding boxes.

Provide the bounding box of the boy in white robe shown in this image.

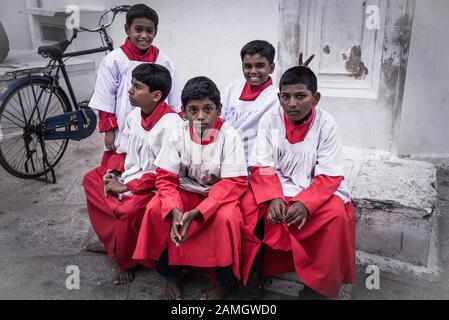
[83,63,182,285]
[221,40,278,160]
[89,4,182,168]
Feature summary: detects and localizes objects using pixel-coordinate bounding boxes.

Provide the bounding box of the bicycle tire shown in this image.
[0,78,71,179]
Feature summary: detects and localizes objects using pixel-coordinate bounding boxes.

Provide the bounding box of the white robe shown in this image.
[221,78,279,160]
[249,105,351,203]
[155,121,248,196]
[89,48,182,149]
[116,108,183,195]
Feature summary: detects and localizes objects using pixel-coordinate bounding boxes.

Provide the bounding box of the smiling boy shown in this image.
[89,4,182,170]
[221,40,279,160]
[241,66,356,299]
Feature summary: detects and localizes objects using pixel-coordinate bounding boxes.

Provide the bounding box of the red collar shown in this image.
[141,101,174,131]
[189,117,224,145]
[284,106,315,144]
[120,38,160,62]
[239,78,273,101]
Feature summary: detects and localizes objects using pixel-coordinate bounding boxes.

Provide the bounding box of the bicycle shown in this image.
[0,5,130,183]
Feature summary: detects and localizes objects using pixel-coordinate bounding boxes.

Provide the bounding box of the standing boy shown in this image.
[83,63,182,285]
[221,40,278,160]
[133,77,248,300]
[89,4,182,168]
[241,66,356,299]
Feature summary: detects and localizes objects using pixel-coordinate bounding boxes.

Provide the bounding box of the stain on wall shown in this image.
[343,45,369,79]
[323,45,330,55]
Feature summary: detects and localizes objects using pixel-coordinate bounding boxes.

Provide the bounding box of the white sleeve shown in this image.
[220,82,232,121]
[248,116,277,168]
[154,128,182,174]
[156,54,182,112]
[89,56,119,113]
[220,128,248,178]
[116,114,130,154]
[166,66,182,113]
[314,120,345,177]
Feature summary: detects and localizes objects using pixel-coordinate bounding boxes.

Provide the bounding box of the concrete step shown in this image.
[265,147,440,298]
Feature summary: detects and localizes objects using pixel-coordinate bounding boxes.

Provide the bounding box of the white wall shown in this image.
[37,0,280,91]
[0,0,32,50]
[398,0,449,157]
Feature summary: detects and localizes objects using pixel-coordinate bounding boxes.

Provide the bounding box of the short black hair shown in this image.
[279,66,318,93]
[126,4,159,30]
[132,63,172,102]
[181,76,221,107]
[240,40,276,64]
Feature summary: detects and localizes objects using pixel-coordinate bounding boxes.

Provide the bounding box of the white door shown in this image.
[278,0,415,152]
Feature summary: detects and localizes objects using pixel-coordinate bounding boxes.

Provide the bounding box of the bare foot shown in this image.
[113,269,135,285]
[200,287,229,300]
[163,282,183,300]
[83,240,107,254]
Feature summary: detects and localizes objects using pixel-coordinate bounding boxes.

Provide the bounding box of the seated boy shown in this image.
[82,63,182,285]
[221,40,278,160]
[241,66,356,299]
[133,76,248,300]
[89,4,182,168]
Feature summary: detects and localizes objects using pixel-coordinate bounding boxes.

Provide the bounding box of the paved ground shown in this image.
[0,131,448,300]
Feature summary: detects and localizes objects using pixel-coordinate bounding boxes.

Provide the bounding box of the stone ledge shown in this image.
[265,147,440,298]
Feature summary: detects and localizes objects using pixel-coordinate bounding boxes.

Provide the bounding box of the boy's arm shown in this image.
[104,114,131,172]
[153,129,183,222]
[196,127,248,223]
[292,121,345,215]
[196,176,248,223]
[156,167,183,223]
[98,111,118,133]
[125,173,156,195]
[249,166,286,205]
[248,116,286,204]
[291,175,343,215]
[89,56,119,114]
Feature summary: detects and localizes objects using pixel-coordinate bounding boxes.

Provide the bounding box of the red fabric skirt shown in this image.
[133,188,244,281]
[240,188,356,297]
[82,167,154,270]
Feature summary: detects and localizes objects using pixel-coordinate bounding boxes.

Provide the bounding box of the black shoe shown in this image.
[299,285,328,300]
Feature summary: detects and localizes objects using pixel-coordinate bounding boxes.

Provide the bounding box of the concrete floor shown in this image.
[0,130,448,300]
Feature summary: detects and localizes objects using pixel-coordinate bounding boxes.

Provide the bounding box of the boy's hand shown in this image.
[170,208,183,246]
[284,201,309,229]
[298,52,315,67]
[268,198,286,224]
[104,179,128,196]
[178,209,201,243]
[104,130,116,152]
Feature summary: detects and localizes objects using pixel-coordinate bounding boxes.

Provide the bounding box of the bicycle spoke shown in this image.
[2,108,26,127]
[0,112,25,129]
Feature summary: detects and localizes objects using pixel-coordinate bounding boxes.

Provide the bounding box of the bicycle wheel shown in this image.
[0,78,71,179]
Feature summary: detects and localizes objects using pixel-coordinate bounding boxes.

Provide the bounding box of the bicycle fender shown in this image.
[0,75,51,101]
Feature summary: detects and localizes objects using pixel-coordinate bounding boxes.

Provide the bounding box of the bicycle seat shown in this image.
[37,40,70,59]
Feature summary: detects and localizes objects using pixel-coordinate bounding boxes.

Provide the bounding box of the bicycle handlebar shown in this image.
[76,5,130,33]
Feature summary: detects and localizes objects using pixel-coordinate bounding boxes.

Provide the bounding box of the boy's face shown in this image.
[128,77,161,110]
[242,53,275,87]
[278,84,321,123]
[125,18,157,51]
[182,97,221,133]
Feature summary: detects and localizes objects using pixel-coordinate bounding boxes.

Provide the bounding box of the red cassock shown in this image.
[82,168,156,270]
[240,167,356,297]
[133,168,248,282]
